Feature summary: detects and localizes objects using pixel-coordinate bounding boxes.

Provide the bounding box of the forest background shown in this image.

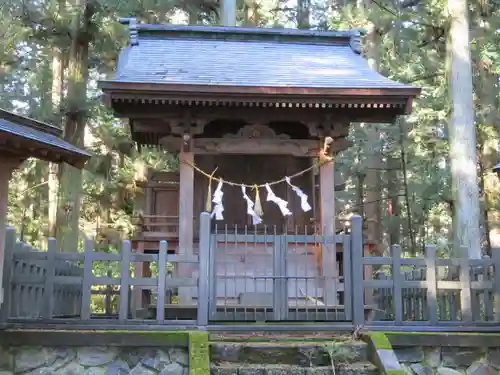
[0,0,497,256]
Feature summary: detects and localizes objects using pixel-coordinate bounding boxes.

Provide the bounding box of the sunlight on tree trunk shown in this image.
[297,0,310,29]
[56,0,93,251]
[447,0,481,258]
[364,26,383,248]
[49,47,64,239]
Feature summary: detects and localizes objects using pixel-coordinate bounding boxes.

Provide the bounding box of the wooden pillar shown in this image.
[320,157,338,305]
[0,158,22,306]
[178,143,194,304]
[133,169,154,313]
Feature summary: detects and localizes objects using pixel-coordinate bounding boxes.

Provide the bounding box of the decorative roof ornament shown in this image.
[349,29,366,55]
[119,17,139,46]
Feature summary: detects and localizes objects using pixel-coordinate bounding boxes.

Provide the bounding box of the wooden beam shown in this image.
[114,102,403,125]
[177,140,195,304]
[191,138,352,156]
[193,138,318,156]
[319,156,338,305]
[100,80,420,98]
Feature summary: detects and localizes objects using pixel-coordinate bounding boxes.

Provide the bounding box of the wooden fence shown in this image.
[350,213,500,327]
[0,213,499,330]
[0,223,207,325]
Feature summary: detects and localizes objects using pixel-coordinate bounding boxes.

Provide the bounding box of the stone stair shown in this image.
[209,334,378,375]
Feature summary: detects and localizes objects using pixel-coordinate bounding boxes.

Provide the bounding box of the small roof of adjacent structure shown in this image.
[100,20,420,114]
[0,109,91,168]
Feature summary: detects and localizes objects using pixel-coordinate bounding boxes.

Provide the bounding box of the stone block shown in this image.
[5,345,189,375]
[441,348,481,368]
[436,367,463,375]
[466,362,495,375]
[410,363,434,375]
[394,347,424,363]
[15,347,57,373]
[377,349,403,371]
[424,347,441,368]
[77,347,118,367]
[486,349,500,370]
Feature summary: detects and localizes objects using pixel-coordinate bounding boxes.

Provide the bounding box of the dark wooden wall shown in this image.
[194,155,314,234]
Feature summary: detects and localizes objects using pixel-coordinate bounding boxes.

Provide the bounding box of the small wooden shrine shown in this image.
[100,20,420,310]
[0,109,90,305]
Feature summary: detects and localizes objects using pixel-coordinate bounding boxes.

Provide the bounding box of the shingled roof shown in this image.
[0,109,91,168]
[100,20,420,112]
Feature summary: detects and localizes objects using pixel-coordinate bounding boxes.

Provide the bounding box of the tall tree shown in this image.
[48,0,67,238]
[297,0,310,29]
[447,0,482,258]
[56,0,95,250]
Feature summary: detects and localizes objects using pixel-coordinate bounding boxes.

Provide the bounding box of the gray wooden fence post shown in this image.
[105,270,113,315]
[391,245,403,324]
[342,234,352,321]
[197,212,211,327]
[351,215,364,326]
[425,245,438,325]
[156,240,167,323]
[459,246,472,324]
[119,240,131,322]
[80,239,94,320]
[209,232,217,320]
[0,227,16,322]
[42,238,57,319]
[493,248,500,321]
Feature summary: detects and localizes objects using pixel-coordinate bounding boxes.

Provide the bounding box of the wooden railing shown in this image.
[1,214,500,330]
[135,215,180,239]
[0,227,204,325]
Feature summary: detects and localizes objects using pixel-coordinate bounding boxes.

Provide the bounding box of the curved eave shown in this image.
[0,132,91,169]
[99,81,421,115]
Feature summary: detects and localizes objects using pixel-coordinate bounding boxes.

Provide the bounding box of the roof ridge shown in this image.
[118,18,364,53]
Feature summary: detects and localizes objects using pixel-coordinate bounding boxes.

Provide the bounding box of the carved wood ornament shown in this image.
[159,124,353,156]
[194,124,318,156]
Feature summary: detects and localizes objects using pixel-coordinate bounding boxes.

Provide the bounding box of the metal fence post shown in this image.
[351,215,364,326]
[197,212,211,326]
[0,227,16,322]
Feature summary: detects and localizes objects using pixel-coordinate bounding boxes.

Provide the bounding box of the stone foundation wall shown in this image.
[394,346,500,375]
[0,346,189,375]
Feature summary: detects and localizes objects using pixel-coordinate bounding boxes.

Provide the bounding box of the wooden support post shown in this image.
[0,158,22,307]
[144,168,154,215]
[319,154,338,305]
[178,139,194,304]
